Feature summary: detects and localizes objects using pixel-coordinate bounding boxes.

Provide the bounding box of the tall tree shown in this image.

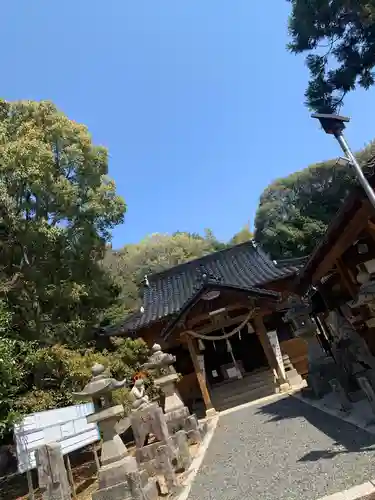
[0,99,126,346]
[287,0,375,111]
[254,140,375,258]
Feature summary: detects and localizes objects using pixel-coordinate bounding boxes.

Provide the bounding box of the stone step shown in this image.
[211,370,274,392]
[212,376,275,399]
[216,369,274,386]
[213,384,276,411]
[212,371,276,409]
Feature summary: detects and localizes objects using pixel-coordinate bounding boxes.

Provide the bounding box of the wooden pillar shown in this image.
[185,333,215,414]
[366,219,375,242]
[335,258,357,299]
[253,315,287,385]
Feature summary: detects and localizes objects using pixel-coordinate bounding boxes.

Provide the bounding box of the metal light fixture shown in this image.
[356,264,370,285]
[357,243,369,255]
[312,113,375,210]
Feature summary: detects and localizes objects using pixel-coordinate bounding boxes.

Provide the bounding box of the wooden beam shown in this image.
[186,303,251,329]
[191,313,250,335]
[253,315,287,384]
[185,334,214,412]
[335,257,357,299]
[366,219,375,244]
[312,201,371,283]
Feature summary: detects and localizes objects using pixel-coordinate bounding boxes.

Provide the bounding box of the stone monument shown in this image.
[35,443,71,500]
[74,363,158,500]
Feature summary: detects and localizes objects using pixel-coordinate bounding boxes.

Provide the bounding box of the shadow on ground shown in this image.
[256,394,375,463]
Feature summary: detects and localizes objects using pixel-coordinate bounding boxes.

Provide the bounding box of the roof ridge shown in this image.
[147,239,257,281]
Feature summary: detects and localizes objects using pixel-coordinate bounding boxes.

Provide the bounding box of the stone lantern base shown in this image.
[93,455,158,500]
[154,373,207,442]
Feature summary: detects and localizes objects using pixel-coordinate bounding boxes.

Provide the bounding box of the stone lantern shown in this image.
[283,297,328,398]
[142,344,185,414]
[353,280,375,308]
[74,363,157,500]
[141,344,206,439]
[283,297,316,338]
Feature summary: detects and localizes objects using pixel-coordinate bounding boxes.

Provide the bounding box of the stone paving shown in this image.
[188,395,375,500]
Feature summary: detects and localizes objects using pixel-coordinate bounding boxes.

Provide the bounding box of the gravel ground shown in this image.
[188,395,375,500]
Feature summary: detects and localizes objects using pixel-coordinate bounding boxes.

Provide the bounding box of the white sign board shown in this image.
[197,354,206,381]
[14,403,100,473]
[267,330,286,380]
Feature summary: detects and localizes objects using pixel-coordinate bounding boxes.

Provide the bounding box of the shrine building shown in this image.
[105,241,309,415]
[296,172,375,358]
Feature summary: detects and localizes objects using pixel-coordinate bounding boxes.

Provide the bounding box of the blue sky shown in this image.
[3,2,375,248]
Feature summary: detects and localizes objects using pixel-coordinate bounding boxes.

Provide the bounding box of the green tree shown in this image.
[287,0,375,111]
[229,224,253,245]
[254,140,375,258]
[0,99,125,346]
[15,338,149,414]
[102,231,225,323]
[0,322,151,439]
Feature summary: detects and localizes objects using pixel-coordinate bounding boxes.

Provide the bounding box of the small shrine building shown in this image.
[106,241,308,415]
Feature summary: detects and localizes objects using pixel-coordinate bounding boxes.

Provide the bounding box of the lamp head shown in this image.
[311,113,350,136]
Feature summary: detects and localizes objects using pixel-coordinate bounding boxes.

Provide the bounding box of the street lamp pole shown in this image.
[312,113,375,210]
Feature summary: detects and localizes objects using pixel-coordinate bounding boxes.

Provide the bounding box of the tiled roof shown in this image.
[107,240,304,336]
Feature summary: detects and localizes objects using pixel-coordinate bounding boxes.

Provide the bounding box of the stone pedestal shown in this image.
[155,373,184,414]
[130,402,188,495]
[130,403,170,452]
[296,324,334,400]
[329,379,353,413]
[357,376,375,416]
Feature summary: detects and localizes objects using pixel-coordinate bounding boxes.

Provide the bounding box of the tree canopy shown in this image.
[288,0,375,111]
[254,140,375,258]
[0,99,131,440]
[229,225,253,245]
[0,99,125,346]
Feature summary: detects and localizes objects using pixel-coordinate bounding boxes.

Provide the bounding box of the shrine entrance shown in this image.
[201,325,268,387]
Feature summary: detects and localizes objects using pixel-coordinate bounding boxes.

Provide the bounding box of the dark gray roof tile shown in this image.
[109,241,304,335]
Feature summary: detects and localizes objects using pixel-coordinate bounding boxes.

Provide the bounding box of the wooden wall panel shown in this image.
[280,338,308,378]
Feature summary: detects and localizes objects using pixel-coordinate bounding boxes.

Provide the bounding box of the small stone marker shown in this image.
[174,430,192,472]
[156,445,178,491]
[35,443,71,500]
[329,378,352,413]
